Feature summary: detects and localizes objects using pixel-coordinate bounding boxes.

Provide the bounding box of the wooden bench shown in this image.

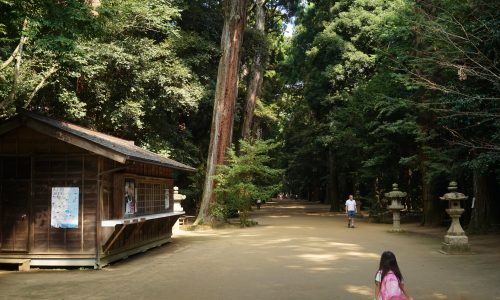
[0,258,31,271]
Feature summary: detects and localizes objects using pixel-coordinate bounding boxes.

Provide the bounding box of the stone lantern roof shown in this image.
[440,181,468,201]
[385,183,407,199]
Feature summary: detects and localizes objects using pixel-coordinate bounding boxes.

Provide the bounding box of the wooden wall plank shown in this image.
[27,154,98,255]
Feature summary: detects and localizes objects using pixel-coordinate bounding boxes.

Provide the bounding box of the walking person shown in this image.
[345,194,356,228]
[374,251,412,300]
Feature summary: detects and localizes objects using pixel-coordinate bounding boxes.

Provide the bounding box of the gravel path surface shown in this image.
[0,199,499,299]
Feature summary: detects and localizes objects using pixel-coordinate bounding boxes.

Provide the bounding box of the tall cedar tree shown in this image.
[196,0,248,224]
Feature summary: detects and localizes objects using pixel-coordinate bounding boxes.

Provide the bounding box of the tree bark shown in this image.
[195,0,248,224]
[469,168,493,233]
[8,36,25,104]
[241,0,265,140]
[0,19,28,72]
[25,65,58,107]
[328,148,340,212]
[0,42,23,71]
[413,2,443,226]
[419,148,441,226]
[4,19,28,106]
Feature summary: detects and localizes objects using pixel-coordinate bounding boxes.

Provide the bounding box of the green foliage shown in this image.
[208,201,227,224]
[280,0,419,202]
[409,0,500,178]
[1,0,497,227]
[99,0,180,36]
[212,139,283,225]
[0,0,208,170]
[242,27,269,65]
[280,0,499,227]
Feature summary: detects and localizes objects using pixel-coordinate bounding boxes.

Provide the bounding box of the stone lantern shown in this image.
[173,186,186,213]
[385,183,407,232]
[440,181,471,254]
[173,186,186,230]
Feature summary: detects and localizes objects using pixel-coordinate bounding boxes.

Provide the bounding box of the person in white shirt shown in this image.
[345,194,357,228]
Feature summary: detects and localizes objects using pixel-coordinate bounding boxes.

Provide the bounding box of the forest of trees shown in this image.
[1,0,498,231]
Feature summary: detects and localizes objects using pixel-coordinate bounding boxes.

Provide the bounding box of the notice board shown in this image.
[51,187,80,228]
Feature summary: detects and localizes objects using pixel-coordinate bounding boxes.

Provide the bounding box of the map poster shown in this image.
[51,187,79,228]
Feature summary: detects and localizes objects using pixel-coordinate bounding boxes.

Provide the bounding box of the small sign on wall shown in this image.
[51,187,79,228]
[165,189,170,209]
[124,178,136,215]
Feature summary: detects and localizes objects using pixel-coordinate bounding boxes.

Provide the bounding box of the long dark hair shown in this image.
[378,251,403,283]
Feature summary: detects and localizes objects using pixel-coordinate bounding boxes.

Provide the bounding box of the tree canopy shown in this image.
[1,0,498,231]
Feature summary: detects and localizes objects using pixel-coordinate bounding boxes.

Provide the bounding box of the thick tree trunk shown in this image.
[241,0,265,140]
[328,148,340,212]
[421,177,440,226]
[25,66,58,107]
[419,148,441,226]
[0,40,23,71]
[8,37,24,104]
[1,19,28,72]
[195,0,248,224]
[412,1,442,226]
[469,169,494,233]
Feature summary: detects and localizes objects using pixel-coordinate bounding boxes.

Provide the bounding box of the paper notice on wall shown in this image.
[51,187,79,228]
[165,189,170,209]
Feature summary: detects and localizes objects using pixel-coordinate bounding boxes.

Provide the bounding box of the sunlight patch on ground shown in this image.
[432,293,448,299]
[308,267,333,272]
[344,251,379,259]
[174,231,221,237]
[266,238,293,243]
[276,205,306,209]
[286,265,303,269]
[282,226,314,229]
[297,253,338,262]
[268,215,292,218]
[305,237,329,242]
[327,241,361,250]
[249,238,293,247]
[345,285,372,297]
[287,246,330,254]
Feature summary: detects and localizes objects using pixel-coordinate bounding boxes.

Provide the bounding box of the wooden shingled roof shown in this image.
[2,108,196,172]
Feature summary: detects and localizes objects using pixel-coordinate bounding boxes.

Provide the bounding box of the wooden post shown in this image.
[95,157,102,269]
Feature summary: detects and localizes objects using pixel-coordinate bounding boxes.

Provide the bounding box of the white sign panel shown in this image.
[51,187,79,228]
[165,189,170,209]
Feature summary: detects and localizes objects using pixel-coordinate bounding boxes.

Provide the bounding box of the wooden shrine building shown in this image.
[0,109,195,268]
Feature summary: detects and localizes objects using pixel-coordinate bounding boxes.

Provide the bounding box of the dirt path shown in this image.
[0,199,499,299]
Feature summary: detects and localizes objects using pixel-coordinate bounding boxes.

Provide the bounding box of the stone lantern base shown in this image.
[441,235,471,254]
[388,208,405,233]
[440,207,471,254]
[385,184,407,233]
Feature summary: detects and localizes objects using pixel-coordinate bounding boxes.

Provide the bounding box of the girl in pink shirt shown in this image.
[374,251,412,300]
